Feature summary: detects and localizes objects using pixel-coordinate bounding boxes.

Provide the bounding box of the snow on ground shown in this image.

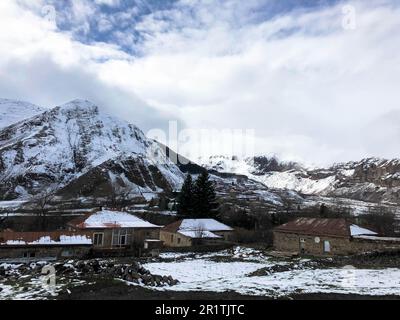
[0,201,27,209]
[301,195,400,217]
[143,247,400,297]
[259,172,336,195]
[0,261,84,300]
[197,156,337,195]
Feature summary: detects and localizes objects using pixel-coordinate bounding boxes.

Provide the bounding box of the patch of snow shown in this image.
[350,224,377,236]
[179,230,222,239]
[179,219,233,232]
[143,247,400,297]
[341,169,355,177]
[0,201,27,208]
[2,235,92,246]
[0,99,46,129]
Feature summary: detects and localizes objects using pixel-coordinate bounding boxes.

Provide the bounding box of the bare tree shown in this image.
[108,182,133,209]
[34,185,59,230]
[193,223,206,239]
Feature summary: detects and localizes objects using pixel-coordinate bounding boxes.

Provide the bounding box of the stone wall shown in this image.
[0,245,91,261]
[273,231,400,256]
[160,231,192,247]
[352,237,400,252]
[273,231,353,256]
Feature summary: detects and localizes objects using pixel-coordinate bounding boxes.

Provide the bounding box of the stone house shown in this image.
[0,231,92,262]
[160,219,234,247]
[273,217,400,256]
[67,209,163,256]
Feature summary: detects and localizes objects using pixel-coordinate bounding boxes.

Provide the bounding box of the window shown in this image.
[119,234,127,246]
[177,238,181,244]
[324,240,331,253]
[93,233,104,246]
[112,229,129,247]
[171,235,173,242]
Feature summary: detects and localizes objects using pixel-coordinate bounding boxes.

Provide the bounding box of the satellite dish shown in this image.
[315,237,321,243]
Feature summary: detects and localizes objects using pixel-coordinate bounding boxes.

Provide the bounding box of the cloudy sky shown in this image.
[0,0,399,166]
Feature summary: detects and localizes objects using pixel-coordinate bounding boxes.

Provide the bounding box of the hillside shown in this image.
[198,156,400,204]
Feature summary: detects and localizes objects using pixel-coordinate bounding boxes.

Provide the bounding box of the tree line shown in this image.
[177,172,218,218]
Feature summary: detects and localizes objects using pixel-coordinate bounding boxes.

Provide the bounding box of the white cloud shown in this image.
[94,0,120,7]
[0,0,400,166]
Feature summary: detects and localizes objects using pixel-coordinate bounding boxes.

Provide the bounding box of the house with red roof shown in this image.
[67,209,162,256]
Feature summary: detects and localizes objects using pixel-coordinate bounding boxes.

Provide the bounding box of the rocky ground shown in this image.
[0,258,178,300]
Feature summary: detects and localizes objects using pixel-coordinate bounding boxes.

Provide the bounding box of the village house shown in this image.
[160,219,234,247]
[0,231,92,262]
[273,217,400,256]
[67,209,163,256]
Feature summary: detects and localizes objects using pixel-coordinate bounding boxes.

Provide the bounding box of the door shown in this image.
[324,240,331,253]
[119,234,127,246]
[93,233,104,247]
[299,238,306,253]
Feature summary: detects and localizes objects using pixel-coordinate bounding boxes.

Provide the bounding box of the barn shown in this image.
[273,217,400,256]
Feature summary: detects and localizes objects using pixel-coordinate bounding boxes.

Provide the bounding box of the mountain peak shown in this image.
[58,99,98,113]
[0,98,184,200]
[0,98,46,129]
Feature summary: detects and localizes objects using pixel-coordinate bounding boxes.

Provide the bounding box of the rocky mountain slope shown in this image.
[0,99,184,201]
[0,99,46,129]
[198,156,400,204]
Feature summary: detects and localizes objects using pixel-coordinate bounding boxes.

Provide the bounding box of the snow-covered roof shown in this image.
[350,224,377,236]
[179,219,233,232]
[179,230,222,239]
[0,232,92,246]
[3,235,92,246]
[72,210,160,229]
[275,218,378,238]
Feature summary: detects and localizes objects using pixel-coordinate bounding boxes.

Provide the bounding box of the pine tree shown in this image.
[177,174,194,216]
[193,172,218,218]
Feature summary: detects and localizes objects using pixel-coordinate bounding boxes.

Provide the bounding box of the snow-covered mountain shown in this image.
[0,99,184,200]
[0,99,46,129]
[1,97,400,210]
[198,155,400,204]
